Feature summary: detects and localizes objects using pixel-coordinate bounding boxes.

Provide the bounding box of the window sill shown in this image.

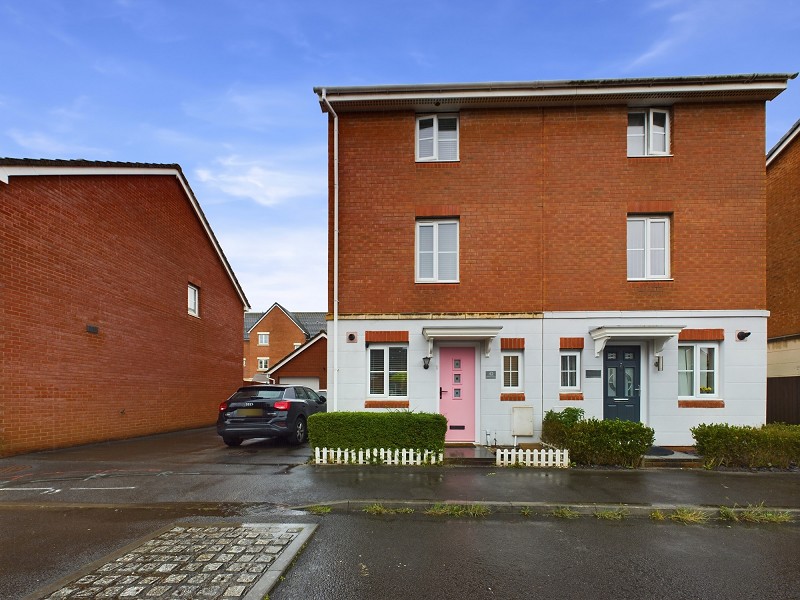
[627,278,673,282]
[627,154,673,158]
[559,392,584,401]
[415,159,460,164]
[678,399,725,409]
[500,393,525,401]
[364,400,410,409]
[188,312,200,319]
[415,281,460,285]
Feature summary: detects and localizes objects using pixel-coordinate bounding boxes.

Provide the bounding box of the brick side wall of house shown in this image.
[243,309,306,380]
[767,133,800,339]
[269,338,327,389]
[328,102,767,314]
[0,175,244,456]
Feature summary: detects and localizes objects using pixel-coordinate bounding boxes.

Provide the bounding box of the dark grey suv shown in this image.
[216,385,327,446]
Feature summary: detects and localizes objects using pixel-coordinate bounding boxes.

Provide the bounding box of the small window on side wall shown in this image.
[188,284,199,317]
[257,357,269,371]
[627,109,670,157]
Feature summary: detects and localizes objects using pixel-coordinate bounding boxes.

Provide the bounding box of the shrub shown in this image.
[308,411,446,453]
[568,419,654,468]
[542,408,654,468]
[541,407,585,448]
[691,423,800,469]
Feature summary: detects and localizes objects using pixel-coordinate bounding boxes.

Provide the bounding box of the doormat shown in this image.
[646,446,675,456]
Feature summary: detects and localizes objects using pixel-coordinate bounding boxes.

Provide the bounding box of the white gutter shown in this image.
[321,89,340,412]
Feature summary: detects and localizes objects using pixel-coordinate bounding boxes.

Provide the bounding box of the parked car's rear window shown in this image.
[232,389,284,400]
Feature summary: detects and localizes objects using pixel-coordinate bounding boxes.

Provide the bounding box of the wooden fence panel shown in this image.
[767,377,800,424]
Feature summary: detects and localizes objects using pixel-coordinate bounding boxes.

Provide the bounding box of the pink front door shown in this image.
[439,347,476,443]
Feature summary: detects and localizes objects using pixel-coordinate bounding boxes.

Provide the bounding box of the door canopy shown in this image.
[589,325,684,357]
[422,326,503,358]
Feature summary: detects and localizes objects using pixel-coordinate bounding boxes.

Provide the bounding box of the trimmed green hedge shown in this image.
[308,411,447,452]
[691,423,800,469]
[542,408,654,468]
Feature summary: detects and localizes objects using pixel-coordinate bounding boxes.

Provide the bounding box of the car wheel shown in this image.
[223,436,242,447]
[289,416,307,445]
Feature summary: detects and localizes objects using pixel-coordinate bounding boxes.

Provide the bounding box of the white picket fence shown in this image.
[495,447,570,468]
[314,447,444,466]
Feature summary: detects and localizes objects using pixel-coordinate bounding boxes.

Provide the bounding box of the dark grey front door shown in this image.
[603,346,641,422]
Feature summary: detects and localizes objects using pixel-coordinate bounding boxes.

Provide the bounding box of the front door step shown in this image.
[444,445,496,466]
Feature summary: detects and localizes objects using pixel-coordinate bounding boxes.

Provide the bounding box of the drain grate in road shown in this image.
[31,522,316,600]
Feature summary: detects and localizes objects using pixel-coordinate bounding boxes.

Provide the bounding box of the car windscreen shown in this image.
[231,389,284,400]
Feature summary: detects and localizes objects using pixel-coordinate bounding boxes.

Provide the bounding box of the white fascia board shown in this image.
[545,310,770,319]
[324,81,788,105]
[1,165,250,309]
[589,325,685,357]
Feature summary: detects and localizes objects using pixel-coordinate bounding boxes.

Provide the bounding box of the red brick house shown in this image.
[267,331,328,392]
[243,304,326,381]
[766,118,800,423]
[315,73,795,446]
[0,158,249,456]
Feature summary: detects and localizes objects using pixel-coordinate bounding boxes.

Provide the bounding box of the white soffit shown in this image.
[589,325,685,357]
[422,326,503,357]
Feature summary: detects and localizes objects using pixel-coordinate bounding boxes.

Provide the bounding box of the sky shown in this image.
[2,0,798,312]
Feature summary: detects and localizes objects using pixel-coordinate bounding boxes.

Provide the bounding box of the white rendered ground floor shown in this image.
[327,311,767,446]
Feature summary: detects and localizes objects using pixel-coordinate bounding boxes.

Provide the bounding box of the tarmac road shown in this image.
[1,428,799,599]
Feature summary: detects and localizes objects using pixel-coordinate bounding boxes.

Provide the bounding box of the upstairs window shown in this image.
[416,220,459,283]
[257,357,269,371]
[257,332,270,346]
[627,109,670,156]
[627,216,670,280]
[188,284,199,317]
[416,114,459,162]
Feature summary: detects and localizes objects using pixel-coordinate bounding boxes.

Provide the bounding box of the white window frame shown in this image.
[416,220,459,283]
[560,351,581,391]
[627,108,671,157]
[368,345,408,398]
[502,351,524,392]
[188,284,199,317]
[257,332,270,346]
[416,114,459,162]
[294,342,302,350]
[627,216,671,281]
[257,357,269,371]
[678,343,719,398]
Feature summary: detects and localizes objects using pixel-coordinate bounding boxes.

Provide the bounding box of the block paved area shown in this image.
[32,523,316,600]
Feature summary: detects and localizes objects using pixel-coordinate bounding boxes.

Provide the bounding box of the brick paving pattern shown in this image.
[42,524,306,599]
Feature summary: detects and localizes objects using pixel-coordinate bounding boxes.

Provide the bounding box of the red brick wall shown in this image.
[328,102,767,314]
[270,337,327,389]
[0,174,244,456]
[243,308,306,379]
[767,132,800,338]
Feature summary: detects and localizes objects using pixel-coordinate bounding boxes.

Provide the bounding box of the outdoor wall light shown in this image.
[422,356,432,369]
[737,330,752,341]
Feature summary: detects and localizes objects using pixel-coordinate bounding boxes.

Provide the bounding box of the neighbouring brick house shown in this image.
[766,118,800,424]
[0,158,249,456]
[314,73,796,446]
[267,331,328,392]
[243,304,326,383]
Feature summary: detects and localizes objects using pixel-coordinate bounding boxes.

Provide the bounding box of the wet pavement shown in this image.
[1,428,799,599]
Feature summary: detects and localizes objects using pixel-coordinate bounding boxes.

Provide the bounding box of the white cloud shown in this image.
[195,154,326,207]
[6,129,106,158]
[217,225,327,312]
